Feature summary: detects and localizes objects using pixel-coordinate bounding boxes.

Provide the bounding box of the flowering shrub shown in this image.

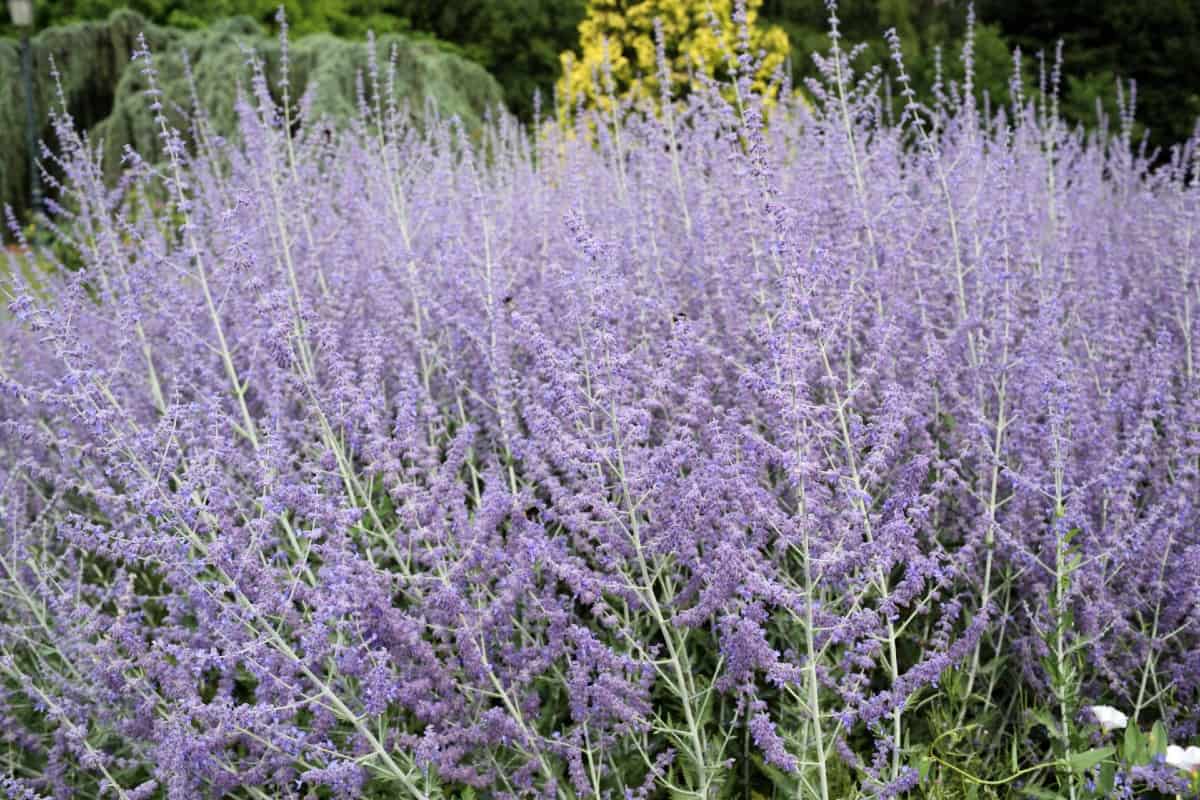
[2,7,1199,800]
[557,0,789,114]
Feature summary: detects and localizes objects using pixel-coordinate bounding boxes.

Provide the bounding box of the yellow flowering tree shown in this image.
[557,0,789,115]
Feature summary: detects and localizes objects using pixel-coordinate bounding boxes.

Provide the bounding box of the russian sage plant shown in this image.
[1,8,1198,800]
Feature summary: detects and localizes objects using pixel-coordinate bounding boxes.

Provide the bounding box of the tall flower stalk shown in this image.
[2,6,1199,799]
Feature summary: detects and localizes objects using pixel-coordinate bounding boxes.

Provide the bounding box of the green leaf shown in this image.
[1068,746,1114,775]
[1098,761,1116,795]
[1123,724,1143,764]
[917,754,932,784]
[1150,721,1168,758]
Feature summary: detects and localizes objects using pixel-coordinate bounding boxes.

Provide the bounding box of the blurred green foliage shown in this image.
[10,0,410,36]
[0,8,503,220]
[3,0,586,119]
[760,0,1194,149]
[764,1,1018,118]
[976,0,1199,152]
[94,13,504,173]
[2,0,1197,221]
[381,0,587,121]
[5,1,1195,145]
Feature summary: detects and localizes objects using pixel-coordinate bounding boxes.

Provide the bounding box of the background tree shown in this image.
[557,0,790,114]
[976,0,1200,153]
[0,9,503,221]
[380,0,587,121]
[4,0,586,119]
[2,1,1198,159]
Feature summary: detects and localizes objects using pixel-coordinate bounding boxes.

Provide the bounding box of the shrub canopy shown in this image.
[558,0,790,113]
[0,9,504,220]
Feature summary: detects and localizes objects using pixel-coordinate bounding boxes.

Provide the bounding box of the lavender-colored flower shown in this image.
[1,7,1197,799]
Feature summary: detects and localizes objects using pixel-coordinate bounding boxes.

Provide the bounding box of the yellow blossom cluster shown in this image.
[557,0,789,116]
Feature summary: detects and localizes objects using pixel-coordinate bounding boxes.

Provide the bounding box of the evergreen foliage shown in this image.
[0,9,504,220]
[3,1,1198,148]
[557,0,790,114]
[4,0,586,120]
[762,0,1198,151]
[8,0,409,37]
[764,0,1012,102]
[1,10,164,220]
[977,0,1200,153]
[378,0,588,122]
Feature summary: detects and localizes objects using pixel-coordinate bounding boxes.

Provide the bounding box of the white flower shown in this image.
[1165,744,1200,774]
[1087,705,1128,733]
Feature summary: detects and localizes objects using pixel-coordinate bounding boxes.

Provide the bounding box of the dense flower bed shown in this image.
[2,15,1199,800]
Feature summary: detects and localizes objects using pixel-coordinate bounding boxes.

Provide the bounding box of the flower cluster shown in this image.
[2,10,1198,800]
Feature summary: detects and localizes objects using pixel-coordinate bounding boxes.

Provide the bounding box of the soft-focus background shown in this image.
[2,0,1198,221]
